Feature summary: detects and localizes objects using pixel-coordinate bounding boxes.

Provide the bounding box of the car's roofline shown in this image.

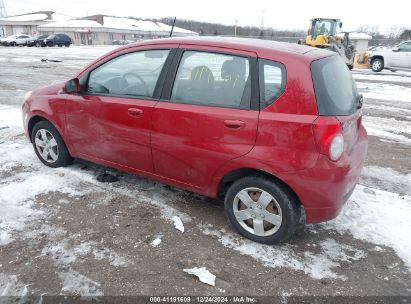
[115,36,335,61]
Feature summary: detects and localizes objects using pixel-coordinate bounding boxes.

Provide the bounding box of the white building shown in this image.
[37,15,198,45]
[336,32,373,52]
[0,11,70,36]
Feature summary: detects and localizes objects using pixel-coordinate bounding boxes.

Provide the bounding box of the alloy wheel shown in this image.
[34,129,59,163]
[233,187,283,237]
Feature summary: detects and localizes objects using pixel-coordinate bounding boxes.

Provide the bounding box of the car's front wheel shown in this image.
[371,57,384,72]
[224,176,300,244]
[31,121,72,168]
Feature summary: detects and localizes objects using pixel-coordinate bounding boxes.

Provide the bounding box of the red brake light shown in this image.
[312,117,344,161]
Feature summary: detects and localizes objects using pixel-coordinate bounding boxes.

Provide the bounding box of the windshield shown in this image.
[311,55,359,116]
[313,20,338,36]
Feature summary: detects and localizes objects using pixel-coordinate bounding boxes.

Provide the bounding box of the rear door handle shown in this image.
[128,108,143,117]
[224,119,245,129]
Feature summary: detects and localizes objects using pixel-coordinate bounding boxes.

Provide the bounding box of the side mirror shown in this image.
[64,78,80,93]
[339,22,343,28]
[392,46,400,52]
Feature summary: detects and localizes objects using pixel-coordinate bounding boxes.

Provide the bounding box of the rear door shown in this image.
[151,46,259,189]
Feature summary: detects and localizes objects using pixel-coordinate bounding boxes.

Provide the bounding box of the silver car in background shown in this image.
[0,34,32,46]
[369,41,411,72]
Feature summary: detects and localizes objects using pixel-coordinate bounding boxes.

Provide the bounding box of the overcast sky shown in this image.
[3,0,411,32]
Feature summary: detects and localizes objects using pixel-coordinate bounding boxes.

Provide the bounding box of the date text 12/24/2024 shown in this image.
[149,296,257,303]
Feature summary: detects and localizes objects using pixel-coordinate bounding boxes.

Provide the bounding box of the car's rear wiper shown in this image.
[356,94,363,109]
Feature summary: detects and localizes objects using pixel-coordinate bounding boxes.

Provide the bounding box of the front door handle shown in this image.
[128,108,143,117]
[224,119,245,129]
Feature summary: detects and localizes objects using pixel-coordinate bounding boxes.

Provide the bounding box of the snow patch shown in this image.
[323,185,411,269]
[199,225,365,280]
[183,267,216,286]
[172,215,185,233]
[151,237,162,247]
[0,273,28,297]
[361,166,411,195]
[59,269,103,297]
[362,116,411,145]
[42,240,129,267]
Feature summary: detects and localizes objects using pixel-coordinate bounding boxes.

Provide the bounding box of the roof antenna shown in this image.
[169,16,176,37]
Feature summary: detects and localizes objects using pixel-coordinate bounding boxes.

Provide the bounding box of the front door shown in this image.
[390,42,411,69]
[66,48,172,173]
[151,47,259,189]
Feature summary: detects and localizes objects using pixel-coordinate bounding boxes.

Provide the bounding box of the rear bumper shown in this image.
[280,126,368,223]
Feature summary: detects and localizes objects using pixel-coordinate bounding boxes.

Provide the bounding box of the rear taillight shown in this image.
[313,117,344,161]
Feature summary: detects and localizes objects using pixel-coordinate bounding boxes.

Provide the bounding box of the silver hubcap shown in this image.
[233,187,282,237]
[372,60,381,70]
[34,129,59,163]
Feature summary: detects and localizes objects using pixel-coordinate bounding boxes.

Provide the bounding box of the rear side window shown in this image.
[171,51,251,109]
[258,59,286,108]
[311,56,359,116]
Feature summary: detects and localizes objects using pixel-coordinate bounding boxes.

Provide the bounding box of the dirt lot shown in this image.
[0,46,410,298]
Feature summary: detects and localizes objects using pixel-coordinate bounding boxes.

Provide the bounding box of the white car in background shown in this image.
[369,41,411,72]
[0,34,32,46]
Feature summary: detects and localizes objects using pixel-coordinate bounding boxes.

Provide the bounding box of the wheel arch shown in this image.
[28,115,49,141]
[216,167,303,208]
[371,55,384,63]
[27,115,71,155]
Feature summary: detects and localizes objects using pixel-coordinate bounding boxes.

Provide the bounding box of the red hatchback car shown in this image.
[22,37,367,243]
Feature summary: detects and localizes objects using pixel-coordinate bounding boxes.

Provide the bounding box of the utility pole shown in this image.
[0,0,7,37]
[234,19,238,37]
[260,9,266,30]
[0,0,7,17]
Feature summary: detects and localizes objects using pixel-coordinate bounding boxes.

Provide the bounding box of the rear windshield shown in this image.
[311,55,359,116]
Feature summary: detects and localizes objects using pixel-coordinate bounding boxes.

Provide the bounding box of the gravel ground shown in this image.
[0,46,410,299]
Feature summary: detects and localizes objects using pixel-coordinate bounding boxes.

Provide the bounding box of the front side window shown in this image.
[259,59,286,108]
[87,49,170,98]
[398,42,411,52]
[171,51,251,109]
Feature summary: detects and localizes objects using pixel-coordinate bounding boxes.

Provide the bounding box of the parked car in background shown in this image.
[42,34,72,47]
[22,37,368,244]
[369,41,411,72]
[0,34,32,46]
[26,35,49,47]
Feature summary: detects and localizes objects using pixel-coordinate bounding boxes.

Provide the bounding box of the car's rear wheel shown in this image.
[371,58,384,72]
[47,41,53,47]
[224,176,300,244]
[31,121,72,168]
[10,42,16,46]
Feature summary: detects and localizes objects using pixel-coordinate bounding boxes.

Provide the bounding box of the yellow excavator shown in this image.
[299,18,355,69]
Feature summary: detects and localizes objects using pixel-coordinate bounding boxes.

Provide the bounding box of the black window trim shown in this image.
[257,58,287,110]
[161,48,260,111]
[79,47,177,101]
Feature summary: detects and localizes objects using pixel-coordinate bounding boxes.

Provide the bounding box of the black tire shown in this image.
[58,44,63,47]
[31,121,72,168]
[224,175,301,244]
[371,57,384,72]
[47,41,53,47]
[65,42,70,47]
[10,42,16,47]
